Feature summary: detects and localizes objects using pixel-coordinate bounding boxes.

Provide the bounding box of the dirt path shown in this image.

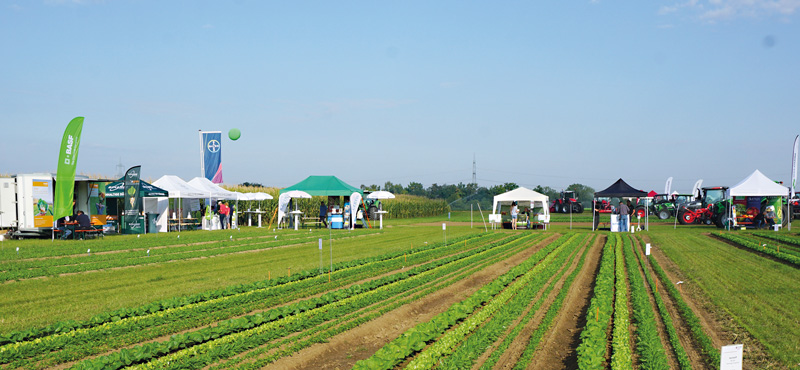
[264,236,553,370]
[524,234,604,370]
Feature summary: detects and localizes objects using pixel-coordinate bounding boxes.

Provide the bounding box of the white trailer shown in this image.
[0,173,98,238]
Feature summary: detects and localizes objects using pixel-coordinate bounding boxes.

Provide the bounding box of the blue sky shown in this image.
[2,0,799,193]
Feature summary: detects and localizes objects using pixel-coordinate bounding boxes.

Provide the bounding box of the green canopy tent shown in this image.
[279,175,362,196]
[278,176,363,229]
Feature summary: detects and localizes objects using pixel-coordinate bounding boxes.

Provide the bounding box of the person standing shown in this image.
[617,199,630,232]
[511,201,519,230]
[218,201,229,229]
[319,201,328,228]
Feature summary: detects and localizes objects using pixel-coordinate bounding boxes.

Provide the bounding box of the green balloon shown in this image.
[228,128,241,141]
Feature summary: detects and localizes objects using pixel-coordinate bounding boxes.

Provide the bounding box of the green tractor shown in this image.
[650,193,693,220]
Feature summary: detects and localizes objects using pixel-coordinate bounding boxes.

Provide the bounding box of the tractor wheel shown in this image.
[575,203,584,213]
[554,203,562,213]
[678,210,695,225]
[657,209,670,220]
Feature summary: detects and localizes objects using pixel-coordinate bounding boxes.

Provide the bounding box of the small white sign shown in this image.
[318,238,322,250]
[442,223,446,231]
[720,344,743,370]
[646,243,651,256]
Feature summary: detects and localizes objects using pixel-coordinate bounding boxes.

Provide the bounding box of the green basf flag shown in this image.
[53,116,84,220]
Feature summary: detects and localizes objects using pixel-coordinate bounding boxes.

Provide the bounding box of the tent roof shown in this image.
[493,187,549,203]
[728,169,788,197]
[105,179,169,198]
[152,175,207,198]
[279,176,362,196]
[594,178,647,198]
[188,177,239,199]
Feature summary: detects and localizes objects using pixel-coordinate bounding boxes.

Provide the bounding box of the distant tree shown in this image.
[534,185,559,201]
[383,181,405,194]
[240,182,264,188]
[406,182,425,196]
[360,184,380,191]
[566,183,596,207]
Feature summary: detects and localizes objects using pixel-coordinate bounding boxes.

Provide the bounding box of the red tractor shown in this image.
[677,187,729,226]
[551,190,583,213]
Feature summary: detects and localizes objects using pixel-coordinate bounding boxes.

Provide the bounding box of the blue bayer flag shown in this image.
[200,131,223,183]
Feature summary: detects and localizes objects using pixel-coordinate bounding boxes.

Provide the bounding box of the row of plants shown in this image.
[621,234,669,369]
[636,234,720,367]
[575,234,616,370]
[352,233,577,370]
[611,234,632,370]
[628,235,691,370]
[69,233,542,370]
[509,234,594,369]
[213,232,540,370]
[475,235,591,370]
[713,232,800,266]
[0,233,507,367]
[0,231,381,282]
[752,231,800,248]
[0,228,312,260]
[415,234,591,370]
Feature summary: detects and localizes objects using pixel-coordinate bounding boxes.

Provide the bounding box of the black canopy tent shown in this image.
[593,178,648,231]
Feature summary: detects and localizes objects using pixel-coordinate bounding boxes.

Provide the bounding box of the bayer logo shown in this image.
[207,140,221,153]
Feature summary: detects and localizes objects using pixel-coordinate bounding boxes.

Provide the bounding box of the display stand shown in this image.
[610,214,620,232]
[289,210,303,230]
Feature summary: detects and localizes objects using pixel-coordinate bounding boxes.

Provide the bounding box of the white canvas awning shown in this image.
[492,187,550,222]
[188,177,239,199]
[727,170,789,197]
[153,175,206,198]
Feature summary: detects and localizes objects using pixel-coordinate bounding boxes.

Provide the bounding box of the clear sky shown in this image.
[2,1,798,194]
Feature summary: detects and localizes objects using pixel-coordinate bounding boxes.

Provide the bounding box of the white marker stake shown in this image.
[147,249,150,257]
[87,249,91,256]
[443,223,447,246]
[319,238,323,273]
[16,246,19,255]
[646,243,651,256]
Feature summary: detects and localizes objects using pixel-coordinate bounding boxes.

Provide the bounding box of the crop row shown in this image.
[622,234,669,369]
[423,234,592,370]
[0,232,381,282]
[508,234,593,370]
[636,234,720,367]
[352,233,578,370]
[213,232,538,370]
[713,232,800,266]
[627,235,691,370]
[752,231,800,248]
[575,234,616,370]
[0,228,344,260]
[0,233,511,369]
[0,232,498,347]
[611,234,632,370]
[70,233,544,369]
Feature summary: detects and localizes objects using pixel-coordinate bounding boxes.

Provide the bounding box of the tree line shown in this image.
[359,181,596,211]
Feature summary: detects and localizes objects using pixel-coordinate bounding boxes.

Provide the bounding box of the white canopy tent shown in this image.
[188,177,240,199]
[727,169,789,198]
[152,175,207,232]
[725,169,790,230]
[491,187,550,227]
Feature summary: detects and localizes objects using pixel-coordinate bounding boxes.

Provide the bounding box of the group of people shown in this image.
[753,205,777,229]
[203,201,232,229]
[55,210,92,239]
[509,202,543,230]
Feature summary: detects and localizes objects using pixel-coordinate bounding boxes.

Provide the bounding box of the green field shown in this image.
[1,213,798,369]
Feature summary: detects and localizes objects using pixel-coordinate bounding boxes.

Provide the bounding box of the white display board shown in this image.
[720,344,743,370]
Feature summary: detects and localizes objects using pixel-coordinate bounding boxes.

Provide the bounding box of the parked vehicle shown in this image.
[551,190,583,213]
[677,187,729,226]
[649,193,693,220]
